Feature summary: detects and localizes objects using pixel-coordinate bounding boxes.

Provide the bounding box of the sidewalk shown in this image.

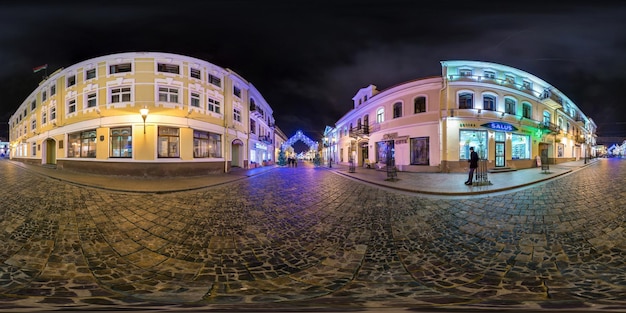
[6,158,597,195]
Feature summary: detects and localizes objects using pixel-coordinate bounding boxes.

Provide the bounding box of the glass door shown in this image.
[495,142,505,167]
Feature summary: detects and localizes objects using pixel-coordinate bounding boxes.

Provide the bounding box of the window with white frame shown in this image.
[50,106,56,120]
[193,130,222,158]
[505,98,516,115]
[543,111,551,125]
[158,87,179,103]
[505,74,515,84]
[68,99,76,114]
[157,127,179,158]
[110,127,132,158]
[233,86,241,98]
[31,100,36,110]
[483,71,495,79]
[250,119,256,134]
[109,63,132,74]
[233,108,241,122]
[68,129,97,158]
[42,111,47,124]
[31,119,36,130]
[86,92,97,108]
[376,108,384,123]
[111,87,131,103]
[393,102,402,118]
[414,96,426,113]
[208,97,221,113]
[208,74,221,87]
[85,68,96,80]
[460,69,472,77]
[483,95,496,111]
[522,102,532,119]
[459,92,473,109]
[191,92,201,108]
[67,75,76,87]
[157,63,180,74]
[32,142,37,156]
[50,84,56,96]
[522,80,532,90]
[42,90,47,102]
[190,68,201,79]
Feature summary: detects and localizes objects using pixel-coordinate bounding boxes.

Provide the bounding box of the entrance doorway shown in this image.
[44,138,56,165]
[231,139,243,168]
[495,142,505,167]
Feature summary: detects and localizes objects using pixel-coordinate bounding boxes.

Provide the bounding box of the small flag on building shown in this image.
[33,64,48,73]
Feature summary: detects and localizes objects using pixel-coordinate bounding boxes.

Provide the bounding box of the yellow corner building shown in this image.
[9,52,276,176]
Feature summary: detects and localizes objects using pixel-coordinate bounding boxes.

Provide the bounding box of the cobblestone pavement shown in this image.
[0,159,625,312]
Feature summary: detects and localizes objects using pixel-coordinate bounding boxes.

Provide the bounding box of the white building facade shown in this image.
[328,60,596,173]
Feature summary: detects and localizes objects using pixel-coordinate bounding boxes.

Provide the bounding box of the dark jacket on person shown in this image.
[469,151,479,169]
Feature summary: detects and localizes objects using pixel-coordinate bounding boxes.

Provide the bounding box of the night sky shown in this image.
[2,0,626,141]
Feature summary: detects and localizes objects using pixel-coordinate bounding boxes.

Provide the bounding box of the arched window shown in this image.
[483,95,496,111]
[504,98,516,115]
[522,102,532,119]
[414,96,426,113]
[543,111,551,125]
[393,102,402,118]
[558,117,564,130]
[357,118,362,129]
[458,92,473,109]
[363,114,369,134]
[376,108,384,123]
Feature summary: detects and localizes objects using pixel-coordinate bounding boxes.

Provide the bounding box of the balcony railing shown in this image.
[540,121,560,134]
[349,125,370,138]
[448,74,540,98]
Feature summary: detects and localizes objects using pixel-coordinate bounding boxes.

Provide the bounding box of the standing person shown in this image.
[465,147,479,185]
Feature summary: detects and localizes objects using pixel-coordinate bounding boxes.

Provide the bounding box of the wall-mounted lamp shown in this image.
[140,107,149,134]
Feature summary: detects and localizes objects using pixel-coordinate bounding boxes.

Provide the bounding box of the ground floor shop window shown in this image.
[376,140,394,164]
[459,130,487,159]
[193,130,221,158]
[511,134,530,159]
[110,127,132,158]
[158,127,179,158]
[68,129,96,158]
[410,137,429,165]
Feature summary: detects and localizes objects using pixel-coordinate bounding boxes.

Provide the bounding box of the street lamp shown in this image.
[140,107,149,134]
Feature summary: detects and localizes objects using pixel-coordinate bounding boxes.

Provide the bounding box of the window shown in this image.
[410,137,429,165]
[50,85,56,96]
[208,97,221,113]
[459,93,473,109]
[157,63,180,74]
[522,80,532,90]
[68,129,97,158]
[191,92,201,107]
[483,95,496,111]
[85,68,96,80]
[110,63,132,74]
[208,74,221,87]
[484,71,495,79]
[158,127,179,158]
[31,100,36,110]
[110,127,132,158]
[250,119,256,134]
[233,86,241,98]
[32,143,37,156]
[511,134,530,159]
[31,119,36,130]
[505,98,516,115]
[414,96,426,113]
[190,68,201,79]
[459,130,487,160]
[158,87,179,103]
[193,130,222,158]
[42,90,47,102]
[50,106,56,120]
[363,115,369,131]
[505,74,515,84]
[67,75,76,87]
[233,108,241,122]
[460,69,472,77]
[558,117,564,130]
[111,87,131,103]
[522,102,532,119]
[42,111,47,124]
[393,102,402,118]
[68,99,76,114]
[543,111,551,125]
[376,108,384,123]
[86,92,97,108]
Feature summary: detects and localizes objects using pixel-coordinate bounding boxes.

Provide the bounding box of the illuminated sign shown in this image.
[255,142,267,150]
[481,122,518,132]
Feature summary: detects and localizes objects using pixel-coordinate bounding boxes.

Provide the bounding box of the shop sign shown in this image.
[255,142,267,150]
[481,122,518,132]
[394,136,409,144]
[383,132,399,140]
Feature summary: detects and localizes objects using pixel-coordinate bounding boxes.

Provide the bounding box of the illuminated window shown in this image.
[376,108,384,123]
[68,129,97,158]
[158,127,179,158]
[110,127,132,158]
[393,102,402,118]
[511,134,530,159]
[459,130,487,160]
[194,130,222,158]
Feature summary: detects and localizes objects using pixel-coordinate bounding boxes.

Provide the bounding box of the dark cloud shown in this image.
[1,1,626,139]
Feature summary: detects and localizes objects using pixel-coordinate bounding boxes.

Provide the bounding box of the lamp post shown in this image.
[140,107,149,134]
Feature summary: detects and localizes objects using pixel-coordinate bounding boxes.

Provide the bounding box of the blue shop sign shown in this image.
[481,122,518,132]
